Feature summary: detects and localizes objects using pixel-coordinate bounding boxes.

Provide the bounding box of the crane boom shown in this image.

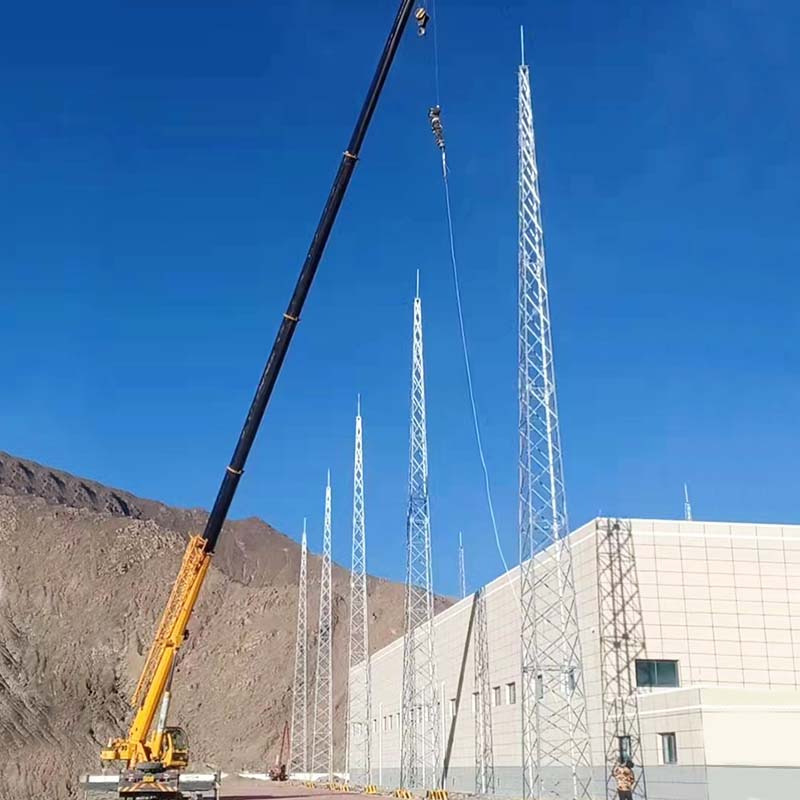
[99,0,420,787]
[200,0,419,554]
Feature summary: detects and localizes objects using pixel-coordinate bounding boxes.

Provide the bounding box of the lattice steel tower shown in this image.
[400,277,441,791]
[517,28,592,800]
[458,532,467,599]
[289,520,309,775]
[347,397,371,786]
[311,474,333,780]
[596,519,647,800]
[473,586,495,795]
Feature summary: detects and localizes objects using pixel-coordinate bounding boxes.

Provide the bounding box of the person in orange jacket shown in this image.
[612,758,635,800]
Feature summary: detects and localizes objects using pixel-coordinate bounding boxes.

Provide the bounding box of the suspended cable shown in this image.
[423,18,518,601]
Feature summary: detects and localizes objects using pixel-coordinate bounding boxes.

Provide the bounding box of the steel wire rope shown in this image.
[427,1,519,604]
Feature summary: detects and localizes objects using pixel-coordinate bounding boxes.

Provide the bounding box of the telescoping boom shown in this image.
[98,2,425,795]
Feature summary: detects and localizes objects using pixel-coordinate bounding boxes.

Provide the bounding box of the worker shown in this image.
[612,758,635,800]
[428,105,445,150]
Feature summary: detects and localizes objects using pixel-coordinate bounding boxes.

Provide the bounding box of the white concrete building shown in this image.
[364,518,800,800]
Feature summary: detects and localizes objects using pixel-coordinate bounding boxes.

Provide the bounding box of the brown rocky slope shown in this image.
[0,452,448,799]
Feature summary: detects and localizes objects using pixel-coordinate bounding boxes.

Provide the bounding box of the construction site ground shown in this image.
[221,779,378,800]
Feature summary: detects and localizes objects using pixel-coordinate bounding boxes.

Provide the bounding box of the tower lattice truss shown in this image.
[473,587,495,795]
[311,477,333,779]
[518,50,593,800]
[401,286,441,791]
[289,523,308,774]
[597,518,648,799]
[347,403,372,786]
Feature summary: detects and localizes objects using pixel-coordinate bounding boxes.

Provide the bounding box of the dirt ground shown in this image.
[0,452,453,799]
[221,779,374,800]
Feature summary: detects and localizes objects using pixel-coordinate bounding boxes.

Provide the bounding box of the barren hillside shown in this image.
[0,452,448,799]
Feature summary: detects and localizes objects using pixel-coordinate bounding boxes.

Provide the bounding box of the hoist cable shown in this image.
[425,6,517,599]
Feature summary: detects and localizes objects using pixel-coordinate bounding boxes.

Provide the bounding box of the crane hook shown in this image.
[415,6,430,37]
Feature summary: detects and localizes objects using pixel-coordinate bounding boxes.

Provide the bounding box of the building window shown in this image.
[449,698,457,717]
[535,673,544,700]
[493,686,502,707]
[383,716,388,732]
[618,736,632,762]
[562,668,576,695]
[472,691,479,713]
[373,718,377,733]
[660,733,677,764]
[506,682,516,704]
[396,712,401,729]
[636,659,679,689]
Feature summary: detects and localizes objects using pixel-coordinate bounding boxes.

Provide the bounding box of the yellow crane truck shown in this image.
[87,1,426,797]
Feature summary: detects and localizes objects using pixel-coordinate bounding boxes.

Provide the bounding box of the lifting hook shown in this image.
[415,6,430,37]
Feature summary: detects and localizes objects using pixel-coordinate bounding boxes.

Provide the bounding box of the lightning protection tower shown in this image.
[400,276,441,791]
[473,586,495,795]
[458,532,466,599]
[289,520,309,775]
[517,28,592,800]
[347,397,371,786]
[311,474,333,780]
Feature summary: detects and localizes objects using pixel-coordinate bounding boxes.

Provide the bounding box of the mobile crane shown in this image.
[94,2,426,796]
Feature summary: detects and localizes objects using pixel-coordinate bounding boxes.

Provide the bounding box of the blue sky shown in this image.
[1,0,799,596]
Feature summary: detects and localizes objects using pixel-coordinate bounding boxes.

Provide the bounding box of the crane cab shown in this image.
[160,727,189,769]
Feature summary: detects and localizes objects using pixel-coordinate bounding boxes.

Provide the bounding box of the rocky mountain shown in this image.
[0,451,447,799]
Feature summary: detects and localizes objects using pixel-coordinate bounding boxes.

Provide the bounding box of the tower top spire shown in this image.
[684,483,693,521]
[415,268,420,299]
[520,25,525,66]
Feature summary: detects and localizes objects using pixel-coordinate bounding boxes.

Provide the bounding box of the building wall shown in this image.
[365,519,800,799]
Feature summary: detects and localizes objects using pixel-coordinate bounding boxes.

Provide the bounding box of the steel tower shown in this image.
[347,398,371,786]
[289,520,309,775]
[458,532,467,599]
[596,519,647,800]
[311,474,333,780]
[400,277,441,791]
[518,29,592,800]
[473,586,495,795]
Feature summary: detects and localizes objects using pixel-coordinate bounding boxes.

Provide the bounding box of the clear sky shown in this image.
[1,1,798,596]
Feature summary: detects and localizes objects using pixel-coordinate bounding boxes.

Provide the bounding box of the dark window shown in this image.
[660,732,678,764]
[636,659,679,688]
[618,736,632,762]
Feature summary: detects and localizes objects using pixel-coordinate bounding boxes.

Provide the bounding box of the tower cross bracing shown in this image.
[473,586,495,795]
[311,475,333,780]
[347,399,372,786]
[400,280,441,791]
[289,521,309,775]
[597,519,648,800]
[517,31,593,800]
